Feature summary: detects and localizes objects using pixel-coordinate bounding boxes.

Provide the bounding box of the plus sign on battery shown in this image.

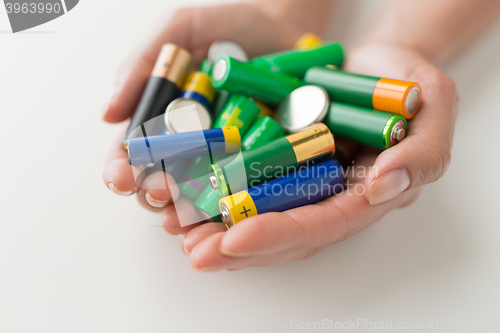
[240,206,252,217]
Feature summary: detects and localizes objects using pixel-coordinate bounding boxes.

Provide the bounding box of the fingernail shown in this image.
[102,85,118,117]
[368,168,410,205]
[190,263,219,272]
[183,244,191,255]
[179,236,190,254]
[108,183,134,196]
[145,190,170,208]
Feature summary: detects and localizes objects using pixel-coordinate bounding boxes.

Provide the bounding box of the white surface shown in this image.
[1,1,499,332]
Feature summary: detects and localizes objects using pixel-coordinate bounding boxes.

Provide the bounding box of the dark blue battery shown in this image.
[219,159,345,227]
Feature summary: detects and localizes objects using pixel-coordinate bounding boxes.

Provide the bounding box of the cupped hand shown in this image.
[102,3,302,215]
[182,43,458,272]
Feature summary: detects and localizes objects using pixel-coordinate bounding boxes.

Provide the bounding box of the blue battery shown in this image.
[128,126,241,166]
[219,159,345,227]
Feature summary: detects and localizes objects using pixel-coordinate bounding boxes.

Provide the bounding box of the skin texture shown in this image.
[102,0,498,271]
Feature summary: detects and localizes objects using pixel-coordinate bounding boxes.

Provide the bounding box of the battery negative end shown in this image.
[212,59,227,82]
[220,202,233,228]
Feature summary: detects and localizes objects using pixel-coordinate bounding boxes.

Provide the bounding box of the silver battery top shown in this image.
[277,85,330,133]
[165,98,212,134]
[208,40,248,64]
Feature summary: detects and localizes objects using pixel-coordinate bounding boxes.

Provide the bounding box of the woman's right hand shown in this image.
[102,3,302,230]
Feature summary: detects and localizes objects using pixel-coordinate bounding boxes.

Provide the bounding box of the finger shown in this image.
[190,232,324,272]
[136,188,166,213]
[103,127,139,196]
[363,63,458,205]
[162,197,205,235]
[138,170,179,209]
[219,186,420,258]
[183,222,227,254]
[179,235,189,255]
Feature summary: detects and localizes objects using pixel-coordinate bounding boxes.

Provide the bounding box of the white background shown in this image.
[1,0,499,332]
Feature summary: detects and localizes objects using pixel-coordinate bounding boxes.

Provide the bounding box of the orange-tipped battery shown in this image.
[373,78,421,119]
[304,66,422,120]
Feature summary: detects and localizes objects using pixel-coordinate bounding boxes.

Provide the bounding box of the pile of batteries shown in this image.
[123,34,422,229]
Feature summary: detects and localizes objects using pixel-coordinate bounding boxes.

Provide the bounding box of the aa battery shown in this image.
[241,116,285,150]
[128,126,241,166]
[211,55,304,105]
[294,33,323,50]
[325,102,407,150]
[213,94,261,135]
[250,41,344,79]
[304,66,422,119]
[194,185,224,223]
[179,71,216,110]
[209,123,335,197]
[219,159,345,228]
[121,44,193,147]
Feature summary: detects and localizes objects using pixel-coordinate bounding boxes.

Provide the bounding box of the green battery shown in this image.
[199,58,212,75]
[213,94,260,135]
[211,55,304,105]
[194,185,223,222]
[326,102,407,150]
[250,41,344,79]
[304,66,422,119]
[241,116,285,150]
[209,123,335,197]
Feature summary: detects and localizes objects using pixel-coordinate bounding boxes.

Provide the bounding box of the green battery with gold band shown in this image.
[304,66,422,119]
[209,123,335,198]
[250,41,344,79]
[211,55,304,105]
[213,94,261,135]
[326,102,407,150]
[241,116,285,150]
